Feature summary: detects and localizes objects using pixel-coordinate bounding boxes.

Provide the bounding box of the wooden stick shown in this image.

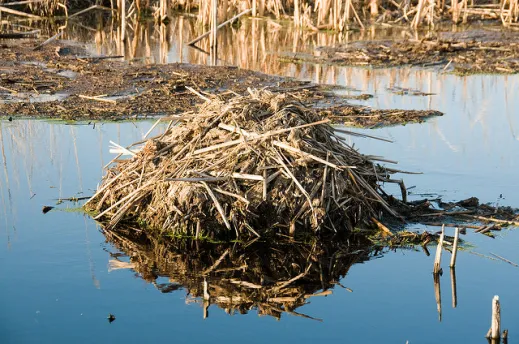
[1,0,46,6]
[33,32,63,51]
[486,296,501,340]
[433,224,445,274]
[0,5,42,19]
[433,272,442,322]
[0,30,39,39]
[372,217,393,236]
[185,86,210,101]
[78,94,117,104]
[272,141,341,169]
[109,140,137,157]
[461,214,519,227]
[143,118,162,139]
[202,181,232,232]
[490,253,518,267]
[210,0,217,66]
[0,85,17,94]
[203,249,230,275]
[165,177,225,182]
[262,169,268,201]
[187,9,251,46]
[450,227,460,268]
[450,267,457,308]
[69,5,105,19]
[192,119,331,155]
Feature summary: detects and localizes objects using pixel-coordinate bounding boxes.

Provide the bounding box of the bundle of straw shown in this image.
[86,89,397,240]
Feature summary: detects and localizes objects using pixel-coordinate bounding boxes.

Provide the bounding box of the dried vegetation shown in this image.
[1,0,518,29]
[313,30,519,74]
[85,89,405,240]
[0,40,442,124]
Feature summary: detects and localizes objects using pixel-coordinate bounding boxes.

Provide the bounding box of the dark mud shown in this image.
[0,39,441,126]
[308,29,519,75]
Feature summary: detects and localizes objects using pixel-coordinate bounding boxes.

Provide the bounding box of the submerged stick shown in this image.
[203,249,230,275]
[0,5,42,19]
[33,32,63,51]
[489,253,518,267]
[450,267,457,308]
[79,94,117,104]
[68,5,112,19]
[187,9,251,46]
[433,224,445,274]
[433,272,442,322]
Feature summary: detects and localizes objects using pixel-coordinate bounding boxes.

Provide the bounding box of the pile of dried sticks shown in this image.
[86,89,401,240]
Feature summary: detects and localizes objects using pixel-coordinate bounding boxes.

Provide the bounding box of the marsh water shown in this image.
[2,16,519,343]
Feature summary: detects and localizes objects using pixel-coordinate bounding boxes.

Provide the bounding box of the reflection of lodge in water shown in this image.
[104,229,373,320]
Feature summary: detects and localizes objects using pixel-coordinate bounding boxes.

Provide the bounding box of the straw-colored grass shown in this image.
[2,0,517,28]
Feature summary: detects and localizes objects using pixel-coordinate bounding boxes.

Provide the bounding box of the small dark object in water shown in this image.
[107,313,116,323]
[8,116,12,122]
[42,206,54,214]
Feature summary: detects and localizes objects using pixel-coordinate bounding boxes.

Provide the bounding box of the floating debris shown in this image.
[42,205,54,214]
[311,32,519,75]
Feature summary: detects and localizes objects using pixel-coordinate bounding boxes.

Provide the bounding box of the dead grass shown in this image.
[85,89,403,240]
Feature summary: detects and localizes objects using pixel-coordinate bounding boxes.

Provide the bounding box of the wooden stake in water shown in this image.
[433,224,445,274]
[450,226,460,268]
[486,295,501,340]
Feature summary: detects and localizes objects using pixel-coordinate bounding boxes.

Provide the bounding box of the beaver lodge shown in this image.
[86,89,405,240]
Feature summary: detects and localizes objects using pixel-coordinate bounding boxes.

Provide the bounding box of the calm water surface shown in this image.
[1,18,519,344]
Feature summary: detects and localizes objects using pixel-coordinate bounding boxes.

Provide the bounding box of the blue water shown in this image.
[2,18,519,343]
[2,70,519,343]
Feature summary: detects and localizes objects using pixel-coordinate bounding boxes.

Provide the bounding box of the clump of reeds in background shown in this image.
[1,0,517,29]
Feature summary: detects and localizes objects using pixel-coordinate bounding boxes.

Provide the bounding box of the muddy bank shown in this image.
[306,30,519,75]
[0,39,441,126]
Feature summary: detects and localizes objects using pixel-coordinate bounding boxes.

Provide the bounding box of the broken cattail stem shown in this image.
[433,272,442,322]
[491,295,501,340]
[187,9,251,46]
[450,227,460,268]
[450,267,457,308]
[433,224,445,274]
[210,0,218,66]
[203,279,210,300]
[33,31,63,51]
